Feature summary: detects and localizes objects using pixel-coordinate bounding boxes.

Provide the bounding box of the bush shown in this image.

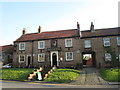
[100,68,120,82]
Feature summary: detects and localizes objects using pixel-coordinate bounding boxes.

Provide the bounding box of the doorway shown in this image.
[82,52,96,67]
[52,53,57,66]
[50,51,58,67]
[27,56,31,67]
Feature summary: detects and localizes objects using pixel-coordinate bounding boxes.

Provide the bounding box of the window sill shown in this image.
[38,48,45,50]
[66,60,73,62]
[19,49,25,51]
[19,61,25,63]
[38,61,45,63]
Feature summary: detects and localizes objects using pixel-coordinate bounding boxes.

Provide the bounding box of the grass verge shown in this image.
[1,68,35,81]
[44,69,80,83]
[100,68,120,82]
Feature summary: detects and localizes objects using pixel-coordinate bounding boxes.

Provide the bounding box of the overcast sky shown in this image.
[0,0,119,45]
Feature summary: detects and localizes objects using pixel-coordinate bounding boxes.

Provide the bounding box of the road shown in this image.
[1,80,119,88]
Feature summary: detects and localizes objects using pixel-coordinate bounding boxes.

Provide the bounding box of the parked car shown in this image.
[2,63,12,68]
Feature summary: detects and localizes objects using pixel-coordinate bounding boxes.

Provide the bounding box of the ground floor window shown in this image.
[105,53,112,61]
[19,55,25,62]
[38,53,45,62]
[66,52,73,61]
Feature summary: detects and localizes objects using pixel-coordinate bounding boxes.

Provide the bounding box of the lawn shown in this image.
[44,69,80,83]
[100,68,120,82]
[1,68,35,81]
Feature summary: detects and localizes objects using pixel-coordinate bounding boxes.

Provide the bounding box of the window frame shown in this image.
[19,43,25,50]
[66,52,73,61]
[105,53,112,62]
[84,40,91,48]
[19,55,25,62]
[103,38,110,47]
[117,37,120,46]
[65,38,72,47]
[38,41,45,49]
[38,53,45,62]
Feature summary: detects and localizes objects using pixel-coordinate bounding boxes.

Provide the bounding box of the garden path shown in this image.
[70,68,108,85]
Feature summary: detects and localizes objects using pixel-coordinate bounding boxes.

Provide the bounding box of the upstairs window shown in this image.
[19,43,25,50]
[38,41,45,49]
[38,53,45,62]
[117,37,120,46]
[19,55,25,62]
[65,39,72,47]
[66,52,73,61]
[103,38,110,47]
[85,40,91,48]
[105,53,112,61]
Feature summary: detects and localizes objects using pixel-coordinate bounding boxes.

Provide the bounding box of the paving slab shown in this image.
[70,68,109,85]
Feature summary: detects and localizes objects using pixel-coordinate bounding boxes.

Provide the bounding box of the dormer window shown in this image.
[38,41,45,49]
[117,37,120,46]
[19,43,25,50]
[65,39,72,47]
[85,40,91,48]
[103,38,110,47]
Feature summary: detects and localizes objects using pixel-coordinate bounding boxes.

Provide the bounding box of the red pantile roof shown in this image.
[0,45,13,51]
[15,29,79,42]
[81,27,119,38]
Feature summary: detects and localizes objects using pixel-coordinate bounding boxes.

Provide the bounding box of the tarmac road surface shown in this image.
[1,80,119,88]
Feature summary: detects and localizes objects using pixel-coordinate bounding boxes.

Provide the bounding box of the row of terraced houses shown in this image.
[1,22,120,68]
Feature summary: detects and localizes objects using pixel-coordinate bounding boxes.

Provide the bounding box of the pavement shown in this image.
[70,68,109,85]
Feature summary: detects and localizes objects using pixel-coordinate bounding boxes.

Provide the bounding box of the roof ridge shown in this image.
[25,29,78,35]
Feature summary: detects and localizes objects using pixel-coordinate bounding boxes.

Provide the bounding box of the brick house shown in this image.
[13,24,81,68]
[13,22,120,68]
[0,45,13,65]
[81,23,120,68]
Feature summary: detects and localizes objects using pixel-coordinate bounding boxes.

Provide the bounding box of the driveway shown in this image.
[71,68,109,85]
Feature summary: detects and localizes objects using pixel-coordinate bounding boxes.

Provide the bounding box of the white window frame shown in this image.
[119,54,120,62]
[38,53,45,62]
[65,38,72,47]
[103,38,110,47]
[66,52,73,61]
[105,53,112,62]
[19,55,25,62]
[117,37,120,46]
[38,41,45,49]
[85,40,91,48]
[19,43,25,50]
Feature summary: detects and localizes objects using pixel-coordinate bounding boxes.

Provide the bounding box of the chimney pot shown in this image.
[77,22,80,30]
[38,26,42,33]
[22,28,27,35]
[90,22,94,32]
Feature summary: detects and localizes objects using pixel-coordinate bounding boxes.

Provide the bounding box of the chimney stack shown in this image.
[77,22,82,37]
[22,28,27,35]
[38,26,42,33]
[90,22,94,32]
[77,22,80,30]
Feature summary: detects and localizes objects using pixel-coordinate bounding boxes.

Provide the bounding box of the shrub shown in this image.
[100,68,120,82]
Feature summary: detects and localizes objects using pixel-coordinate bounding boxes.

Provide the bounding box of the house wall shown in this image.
[12,33,120,68]
[81,36,120,68]
[13,37,82,68]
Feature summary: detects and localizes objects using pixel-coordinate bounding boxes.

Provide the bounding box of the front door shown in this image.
[52,53,57,66]
[27,56,31,67]
[50,51,58,67]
